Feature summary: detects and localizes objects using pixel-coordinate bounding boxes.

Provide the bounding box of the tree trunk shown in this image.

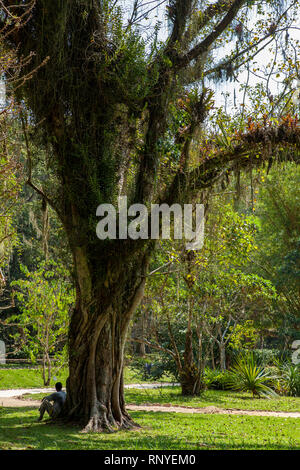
[46,351,51,387]
[180,297,203,396]
[42,355,47,386]
[181,333,197,396]
[63,245,149,432]
[66,308,131,431]
[42,352,51,386]
[210,342,216,370]
[132,311,146,356]
[219,343,226,371]
[139,313,146,357]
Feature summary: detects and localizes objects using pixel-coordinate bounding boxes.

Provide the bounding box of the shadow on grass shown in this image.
[0,406,298,451]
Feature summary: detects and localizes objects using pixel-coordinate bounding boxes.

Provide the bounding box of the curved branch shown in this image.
[163,120,300,205]
[182,0,239,49]
[176,0,246,69]
[132,337,177,360]
[204,0,298,80]
[21,115,62,219]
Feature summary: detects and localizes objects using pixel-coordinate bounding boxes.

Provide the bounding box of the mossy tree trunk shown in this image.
[180,292,205,396]
[63,239,151,431]
[66,296,135,431]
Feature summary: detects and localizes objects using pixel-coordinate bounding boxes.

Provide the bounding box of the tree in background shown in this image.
[134,203,276,392]
[0,37,23,292]
[0,2,51,336]
[253,163,300,349]
[201,270,276,370]
[8,261,74,385]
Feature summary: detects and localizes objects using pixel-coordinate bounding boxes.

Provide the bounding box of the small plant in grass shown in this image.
[204,368,231,390]
[277,363,300,397]
[226,353,277,398]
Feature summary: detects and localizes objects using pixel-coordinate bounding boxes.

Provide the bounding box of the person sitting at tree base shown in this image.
[38,382,66,421]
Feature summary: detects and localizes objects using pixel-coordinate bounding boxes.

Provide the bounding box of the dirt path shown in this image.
[1,395,299,418]
[0,397,41,407]
[127,404,300,418]
[0,383,178,398]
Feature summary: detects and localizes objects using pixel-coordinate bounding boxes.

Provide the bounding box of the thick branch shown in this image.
[21,115,61,218]
[132,337,177,361]
[167,0,194,48]
[182,0,236,49]
[204,0,298,80]
[163,120,300,205]
[176,0,245,69]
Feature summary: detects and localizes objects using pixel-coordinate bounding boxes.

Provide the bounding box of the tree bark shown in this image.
[46,351,51,387]
[210,342,216,370]
[42,354,47,386]
[219,343,226,371]
[66,308,130,431]
[180,297,204,396]
[63,243,149,431]
[42,352,51,386]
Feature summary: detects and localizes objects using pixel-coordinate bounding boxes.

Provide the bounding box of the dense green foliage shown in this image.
[7,262,74,384]
[225,353,276,397]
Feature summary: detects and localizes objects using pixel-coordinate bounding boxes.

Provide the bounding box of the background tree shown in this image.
[8,261,74,385]
[134,203,276,391]
[0,0,49,341]
[0,32,24,291]
[252,163,300,349]
[0,128,20,287]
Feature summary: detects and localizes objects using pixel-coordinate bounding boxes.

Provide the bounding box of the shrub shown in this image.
[226,353,277,398]
[277,363,300,397]
[252,349,287,366]
[130,356,171,381]
[204,368,231,390]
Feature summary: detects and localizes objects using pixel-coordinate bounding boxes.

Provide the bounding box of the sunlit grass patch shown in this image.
[0,406,299,450]
[124,387,300,413]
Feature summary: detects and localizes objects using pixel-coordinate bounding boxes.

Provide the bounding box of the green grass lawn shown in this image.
[2,365,299,414]
[25,387,300,413]
[0,406,298,450]
[1,379,300,450]
[0,368,68,389]
[124,387,300,413]
[0,367,173,390]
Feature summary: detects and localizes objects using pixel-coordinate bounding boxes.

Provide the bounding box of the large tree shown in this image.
[1,0,299,431]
